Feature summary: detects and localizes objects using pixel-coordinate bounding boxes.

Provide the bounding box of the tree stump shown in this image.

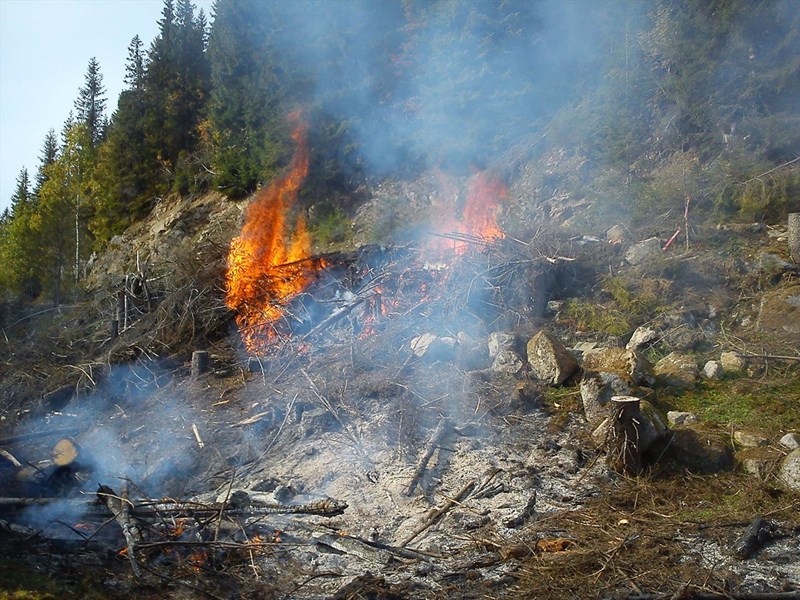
[191,351,209,376]
[604,396,643,476]
[788,213,800,264]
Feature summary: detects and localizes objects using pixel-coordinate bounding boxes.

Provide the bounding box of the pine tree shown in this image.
[74,57,107,147]
[124,35,146,91]
[34,129,59,197]
[9,168,32,215]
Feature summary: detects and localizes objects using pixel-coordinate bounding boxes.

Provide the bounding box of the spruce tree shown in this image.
[34,129,59,197]
[74,57,107,147]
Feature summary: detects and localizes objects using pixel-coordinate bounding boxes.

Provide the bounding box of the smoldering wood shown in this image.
[398,479,477,548]
[97,484,143,577]
[734,514,780,559]
[191,350,210,376]
[0,448,22,468]
[789,212,800,264]
[52,438,79,467]
[604,397,642,476]
[404,418,453,496]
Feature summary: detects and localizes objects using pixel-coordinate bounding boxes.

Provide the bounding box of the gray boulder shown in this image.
[526,331,578,386]
[624,237,662,266]
[778,449,800,491]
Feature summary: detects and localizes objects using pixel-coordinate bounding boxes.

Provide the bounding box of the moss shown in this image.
[663,376,800,434]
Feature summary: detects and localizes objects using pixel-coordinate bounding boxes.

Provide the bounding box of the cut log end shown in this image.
[52,438,80,467]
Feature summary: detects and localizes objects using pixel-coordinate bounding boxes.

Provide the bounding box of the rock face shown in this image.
[654,352,700,389]
[582,347,655,387]
[526,331,578,386]
[663,426,734,473]
[624,237,662,266]
[778,449,800,491]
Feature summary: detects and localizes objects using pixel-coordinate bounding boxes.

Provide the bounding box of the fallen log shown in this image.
[734,514,780,559]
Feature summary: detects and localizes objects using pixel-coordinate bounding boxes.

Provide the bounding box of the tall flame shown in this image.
[225,113,326,351]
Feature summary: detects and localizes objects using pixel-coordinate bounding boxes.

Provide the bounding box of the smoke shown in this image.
[251,0,625,177]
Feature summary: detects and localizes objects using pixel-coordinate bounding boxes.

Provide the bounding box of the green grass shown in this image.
[662,376,800,434]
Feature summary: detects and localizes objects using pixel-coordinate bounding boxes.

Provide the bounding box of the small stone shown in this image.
[546,300,563,315]
[778,449,800,491]
[720,351,747,373]
[606,224,626,244]
[626,326,658,351]
[667,411,698,426]
[654,352,700,389]
[491,348,524,375]
[526,331,579,386]
[624,237,662,266]
[779,433,800,450]
[580,371,632,428]
[702,360,723,380]
[733,431,769,448]
[488,331,516,358]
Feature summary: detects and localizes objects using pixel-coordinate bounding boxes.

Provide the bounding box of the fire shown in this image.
[431,169,509,252]
[225,112,327,351]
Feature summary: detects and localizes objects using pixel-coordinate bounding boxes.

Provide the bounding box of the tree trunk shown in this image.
[604,396,642,476]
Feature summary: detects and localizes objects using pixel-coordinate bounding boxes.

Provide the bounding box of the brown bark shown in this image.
[604,396,642,476]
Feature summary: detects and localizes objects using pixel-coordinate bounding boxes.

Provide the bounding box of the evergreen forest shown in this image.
[1,0,798,306]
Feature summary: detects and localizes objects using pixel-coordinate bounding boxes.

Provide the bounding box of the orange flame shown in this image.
[225,112,327,351]
[430,169,509,252]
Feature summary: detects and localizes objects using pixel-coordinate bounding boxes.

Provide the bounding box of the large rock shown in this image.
[779,433,800,450]
[582,347,655,387]
[526,331,578,386]
[410,333,457,362]
[778,449,800,491]
[624,237,662,266]
[654,352,700,389]
[662,426,734,473]
[580,371,632,428]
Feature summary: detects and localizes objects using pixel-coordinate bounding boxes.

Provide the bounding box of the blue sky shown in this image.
[0,0,214,212]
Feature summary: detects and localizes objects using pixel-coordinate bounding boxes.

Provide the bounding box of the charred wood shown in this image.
[734,514,781,559]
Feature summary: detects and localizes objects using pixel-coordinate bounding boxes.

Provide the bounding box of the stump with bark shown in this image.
[604,396,643,476]
[789,212,800,264]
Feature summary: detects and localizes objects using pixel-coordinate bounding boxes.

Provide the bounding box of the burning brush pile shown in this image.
[224,113,549,357]
[5,115,796,599]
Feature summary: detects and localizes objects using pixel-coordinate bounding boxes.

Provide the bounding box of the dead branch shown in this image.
[0,427,81,446]
[97,484,143,577]
[398,479,477,548]
[404,418,453,496]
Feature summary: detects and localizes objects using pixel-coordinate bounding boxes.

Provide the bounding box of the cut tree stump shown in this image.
[604,396,643,476]
[789,213,800,264]
[191,351,209,376]
[52,438,79,467]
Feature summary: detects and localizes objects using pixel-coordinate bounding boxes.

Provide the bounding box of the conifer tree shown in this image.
[34,129,59,197]
[74,57,107,147]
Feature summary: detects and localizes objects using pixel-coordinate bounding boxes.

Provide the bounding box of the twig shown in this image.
[398,479,477,547]
[191,423,205,449]
[404,418,453,496]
